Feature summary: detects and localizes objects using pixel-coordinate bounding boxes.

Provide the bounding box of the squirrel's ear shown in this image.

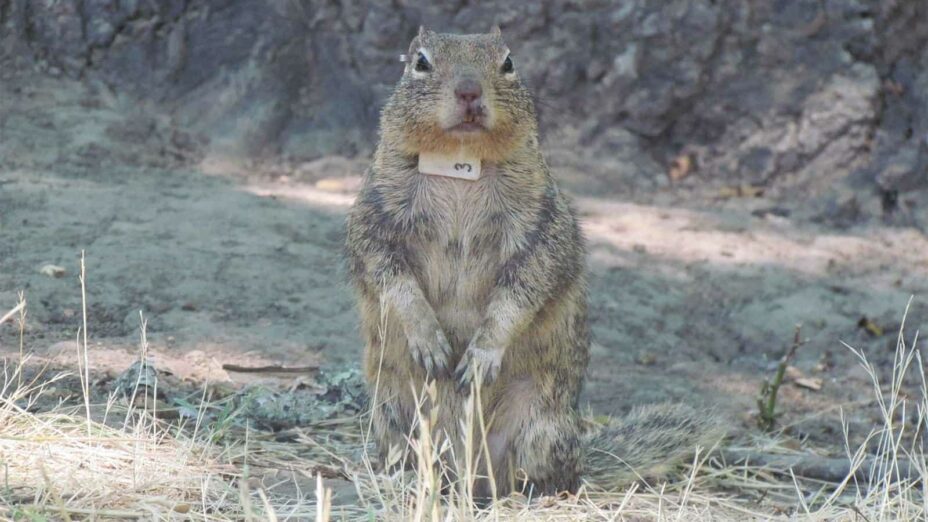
[410,25,429,48]
[490,25,502,36]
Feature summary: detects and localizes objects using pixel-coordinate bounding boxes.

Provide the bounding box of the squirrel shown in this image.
[346,26,723,497]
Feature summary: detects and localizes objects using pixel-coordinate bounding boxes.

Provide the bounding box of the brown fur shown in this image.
[346,28,722,497]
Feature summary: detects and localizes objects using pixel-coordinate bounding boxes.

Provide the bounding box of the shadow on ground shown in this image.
[1,71,926,454]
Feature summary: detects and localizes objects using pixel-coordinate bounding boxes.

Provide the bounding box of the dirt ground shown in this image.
[2,71,927,453]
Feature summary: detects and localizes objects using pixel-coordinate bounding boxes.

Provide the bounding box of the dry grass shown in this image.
[0,276,925,520]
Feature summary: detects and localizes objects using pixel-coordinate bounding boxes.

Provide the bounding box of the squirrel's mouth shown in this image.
[445,106,488,133]
[447,121,486,133]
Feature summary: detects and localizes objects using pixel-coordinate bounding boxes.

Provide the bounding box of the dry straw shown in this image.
[0,261,925,520]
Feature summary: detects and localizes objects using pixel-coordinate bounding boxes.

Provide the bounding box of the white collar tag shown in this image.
[418,151,482,181]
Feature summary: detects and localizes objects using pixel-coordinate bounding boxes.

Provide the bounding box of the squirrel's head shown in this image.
[380,26,537,162]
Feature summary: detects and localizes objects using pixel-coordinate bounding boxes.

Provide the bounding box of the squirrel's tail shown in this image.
[583,403,725,489]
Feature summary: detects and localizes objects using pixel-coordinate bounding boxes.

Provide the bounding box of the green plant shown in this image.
[757,324,806,431]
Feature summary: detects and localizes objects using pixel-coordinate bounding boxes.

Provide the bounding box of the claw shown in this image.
[454,354,480,391]
[453,360,471,391]
[432,333,451,376]
[454,346,501,392]
[408,327,453,379]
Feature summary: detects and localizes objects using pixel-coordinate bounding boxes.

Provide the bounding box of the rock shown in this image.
[38,264,66,278]
[2,0,926,202]
[112,358,163,400]
[233,366,366,431]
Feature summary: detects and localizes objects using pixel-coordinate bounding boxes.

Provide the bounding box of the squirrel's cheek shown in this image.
[434,102,462,128]
[483,105,498,128]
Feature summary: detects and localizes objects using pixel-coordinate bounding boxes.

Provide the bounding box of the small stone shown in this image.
[784,365,803,381]
[38,264,66,278]
[794,377,823,391]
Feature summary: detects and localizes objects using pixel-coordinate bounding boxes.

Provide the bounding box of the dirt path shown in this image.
[2,73,926,449]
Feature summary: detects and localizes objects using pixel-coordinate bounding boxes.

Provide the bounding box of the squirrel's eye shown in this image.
[415,52,431,72]
[501,55,514,74]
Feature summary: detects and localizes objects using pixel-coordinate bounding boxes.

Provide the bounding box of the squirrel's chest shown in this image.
[410,175,511,257]
[407,175,515,312]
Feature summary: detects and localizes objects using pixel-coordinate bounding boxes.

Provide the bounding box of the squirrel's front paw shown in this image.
[407,325,453,378]
[453,345,503,391]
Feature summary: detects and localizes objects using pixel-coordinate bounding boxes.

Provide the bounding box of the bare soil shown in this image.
[2,71,927,455]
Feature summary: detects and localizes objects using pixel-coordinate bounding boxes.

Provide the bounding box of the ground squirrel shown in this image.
[346,27,722,496]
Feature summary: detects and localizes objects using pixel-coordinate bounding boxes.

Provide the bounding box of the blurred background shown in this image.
[1,1,927,439]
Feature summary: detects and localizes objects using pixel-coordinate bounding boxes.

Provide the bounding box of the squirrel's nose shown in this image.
[455,79,483,104]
